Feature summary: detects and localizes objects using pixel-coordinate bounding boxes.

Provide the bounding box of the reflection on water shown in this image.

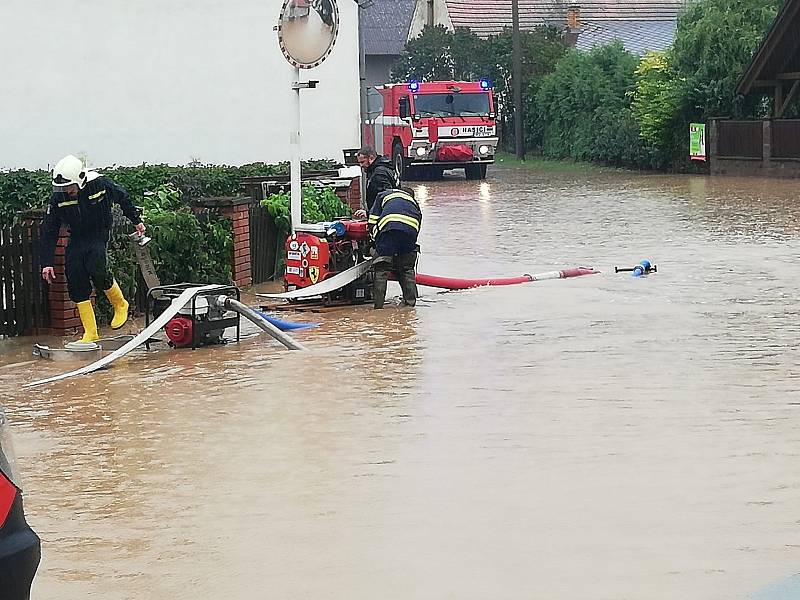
[3,167,800,600]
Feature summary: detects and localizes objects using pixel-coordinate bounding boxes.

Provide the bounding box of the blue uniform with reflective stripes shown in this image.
[368,189,421,308]
[38,173,142,303]
[368,189,422,247]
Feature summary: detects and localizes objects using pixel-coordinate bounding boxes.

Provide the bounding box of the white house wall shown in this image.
[0,0,360,170]
[408,0,453,39]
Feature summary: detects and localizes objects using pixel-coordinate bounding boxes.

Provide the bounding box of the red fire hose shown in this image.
[411,267,598,290]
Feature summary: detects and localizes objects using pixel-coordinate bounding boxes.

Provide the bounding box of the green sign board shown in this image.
[690,123,706,161]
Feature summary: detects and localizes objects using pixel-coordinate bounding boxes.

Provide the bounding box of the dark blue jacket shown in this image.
[364,156,397,211]
[39,173,141,268]
[368,189,422,242]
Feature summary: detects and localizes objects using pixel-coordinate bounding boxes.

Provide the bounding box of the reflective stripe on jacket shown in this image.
[369,189,422,241]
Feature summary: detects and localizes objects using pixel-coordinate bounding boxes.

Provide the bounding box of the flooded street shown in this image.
[3,164,800,599]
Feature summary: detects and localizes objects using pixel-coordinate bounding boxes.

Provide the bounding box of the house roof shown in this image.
[360,0,417,56]
[737,0,800,95]
[444,0,684,37]
[575,20,677,55]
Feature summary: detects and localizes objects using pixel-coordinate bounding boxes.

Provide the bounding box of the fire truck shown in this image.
[364,79,498,180]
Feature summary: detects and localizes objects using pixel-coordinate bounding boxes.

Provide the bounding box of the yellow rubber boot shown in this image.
[76,300,100,343]
[104,280,129,330]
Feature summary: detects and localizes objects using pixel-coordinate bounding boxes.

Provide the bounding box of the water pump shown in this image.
[147,284,241,349]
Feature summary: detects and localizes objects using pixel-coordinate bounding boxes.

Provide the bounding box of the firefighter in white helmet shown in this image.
[39,155,146,344]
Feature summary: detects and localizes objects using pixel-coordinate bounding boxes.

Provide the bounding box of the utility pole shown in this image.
[357,1,372,145]
[512,0,525,160]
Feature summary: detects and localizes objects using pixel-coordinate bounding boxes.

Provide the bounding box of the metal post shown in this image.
[358,6,367,143]
[512,0,524,160]
[290,66,302,232]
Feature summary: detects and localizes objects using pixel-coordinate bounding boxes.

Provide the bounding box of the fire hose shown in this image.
[409,267,600,290]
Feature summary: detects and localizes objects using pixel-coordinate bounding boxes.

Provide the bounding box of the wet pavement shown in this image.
[2,164,800,599]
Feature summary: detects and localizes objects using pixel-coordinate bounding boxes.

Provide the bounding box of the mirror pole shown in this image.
[290,66,302,234]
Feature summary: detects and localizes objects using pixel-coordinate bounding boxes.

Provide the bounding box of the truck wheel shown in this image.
[392,143,406,181]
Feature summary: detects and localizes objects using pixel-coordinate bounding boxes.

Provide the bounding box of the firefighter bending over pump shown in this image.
[368,187,422,309]
[40,155,145,344]
[354,145,397,219]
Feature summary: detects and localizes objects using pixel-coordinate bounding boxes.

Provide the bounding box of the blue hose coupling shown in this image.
[632,260,653,277]
[614,260,657,276]
[326,221,347,237]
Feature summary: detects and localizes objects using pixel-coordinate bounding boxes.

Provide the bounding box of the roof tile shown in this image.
[361,0,417,55]
[446,0,685,37]
[576,20,678,54]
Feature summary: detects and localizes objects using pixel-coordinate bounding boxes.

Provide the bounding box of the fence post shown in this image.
[708,119,717,174]
[193,197,252,289]
[763,120,772,170]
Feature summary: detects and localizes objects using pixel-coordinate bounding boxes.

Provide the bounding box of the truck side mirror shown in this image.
[399,97,410,119]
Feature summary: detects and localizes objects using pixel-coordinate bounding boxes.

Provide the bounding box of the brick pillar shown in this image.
[333,177,363,213]
[194,197,252,289]
[345,176,362,213]
[48,227,82,335]
[23,212,81,336]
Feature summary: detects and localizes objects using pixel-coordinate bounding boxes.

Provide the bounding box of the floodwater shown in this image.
[2,164,800,600]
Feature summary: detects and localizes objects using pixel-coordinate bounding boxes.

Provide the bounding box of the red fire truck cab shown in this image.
[364,79,498,181]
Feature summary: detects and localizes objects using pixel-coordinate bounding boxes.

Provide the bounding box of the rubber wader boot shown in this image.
[76,300,100,343]
[104,280,129,329]
[396,252,418,307]
[372,257,392,309]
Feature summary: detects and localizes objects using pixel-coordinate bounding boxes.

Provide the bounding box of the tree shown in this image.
[630,0,781,168]
[484,27,568,152]
[537,42,651,167]
[391,25,458,82]
[671,0,782,119]
[631,51,686,166]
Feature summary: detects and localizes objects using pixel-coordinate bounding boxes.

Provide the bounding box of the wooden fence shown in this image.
[716,120,763,158]
[249,204,284,284]
[772,120,800,158]
[712,119,800,177]
[0,219,50,336]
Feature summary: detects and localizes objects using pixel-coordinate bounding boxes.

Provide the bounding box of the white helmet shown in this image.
[52,155,87,188]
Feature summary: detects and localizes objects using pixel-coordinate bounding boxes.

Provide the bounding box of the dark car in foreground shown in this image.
[0,407,40,599]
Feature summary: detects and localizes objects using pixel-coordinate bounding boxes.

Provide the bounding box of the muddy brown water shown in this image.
[2,165,800,599]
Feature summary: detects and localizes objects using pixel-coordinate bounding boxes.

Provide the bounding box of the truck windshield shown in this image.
[413,93,491,117]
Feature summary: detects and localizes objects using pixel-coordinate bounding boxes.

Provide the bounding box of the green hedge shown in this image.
[0,159,338,227]
[261,184,353,234]
[537,42,654,168]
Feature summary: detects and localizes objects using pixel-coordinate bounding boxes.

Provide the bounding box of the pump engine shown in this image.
[284,219,373,304]
[147,284,242,349]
